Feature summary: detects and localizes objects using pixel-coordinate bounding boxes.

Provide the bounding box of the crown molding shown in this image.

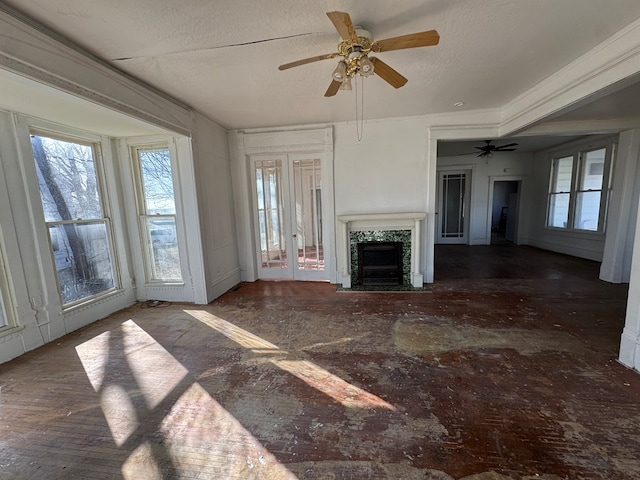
[500,16,640,136]
[0,8,193,136]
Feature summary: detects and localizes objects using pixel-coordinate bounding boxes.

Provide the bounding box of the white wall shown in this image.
[436,153,534,245]
[619,196,640,371]
[191,112,241,301]
[601,129,640,283]
[333,120,431,283]
[333,119,429,216]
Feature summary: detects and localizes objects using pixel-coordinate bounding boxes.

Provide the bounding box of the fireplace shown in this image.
[358,242,403,285]
[336,212,426,289]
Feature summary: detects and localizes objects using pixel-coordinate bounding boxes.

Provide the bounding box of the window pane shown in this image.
[31,135,103,221]
[574,191,601,231]
[552,156,574,193]
[548,193,570,228]
[49,222,115,304]
[138,148,176,215]
[145,217,181,280]
[579,148,605,191]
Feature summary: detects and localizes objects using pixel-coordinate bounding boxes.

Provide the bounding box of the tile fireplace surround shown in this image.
[336,213,426,289]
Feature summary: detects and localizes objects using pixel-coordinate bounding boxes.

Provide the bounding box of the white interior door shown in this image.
[252,154,327,280]
[436,170,470,244]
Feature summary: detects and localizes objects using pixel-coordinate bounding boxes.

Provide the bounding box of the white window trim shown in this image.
[28,127,122,310]
[129,140,185,285]
[545,137,616,235]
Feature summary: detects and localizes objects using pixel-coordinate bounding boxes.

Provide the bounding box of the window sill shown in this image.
[62,288,127,315]
[0,325,25,339]
[143,282,186,288]
[544,227,604,237]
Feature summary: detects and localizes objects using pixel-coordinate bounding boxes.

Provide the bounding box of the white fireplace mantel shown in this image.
[336,212,426,288]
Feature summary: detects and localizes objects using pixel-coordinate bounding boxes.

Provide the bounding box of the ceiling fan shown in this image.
[278,11,440,97]
[473,140,519,157]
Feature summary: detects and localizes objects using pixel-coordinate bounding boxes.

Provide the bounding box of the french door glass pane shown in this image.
[442,174,465,237]
[574,191,601,231]
[548,193,570,228]
[144,216,181,280]
[292,159,324,271]
[255,160,287,269]
[49,222,115,304]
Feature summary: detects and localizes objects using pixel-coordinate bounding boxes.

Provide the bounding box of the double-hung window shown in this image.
[546,142,614,233]
[547,155,574,228]
[30,132,117,306]
[131,145,182,282]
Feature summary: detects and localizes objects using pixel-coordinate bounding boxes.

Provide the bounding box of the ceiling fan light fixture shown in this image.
[340,76,352,91]
[359,55,375,77]
[332,61,347,81]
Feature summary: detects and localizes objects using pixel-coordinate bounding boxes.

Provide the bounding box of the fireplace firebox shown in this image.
[357,242,403,285]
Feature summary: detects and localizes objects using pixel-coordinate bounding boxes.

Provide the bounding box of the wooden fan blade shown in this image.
[279,53,338,70]
[326,11,358,42]
[374,30,440,52]
[324,80,342,97]
[371,58,407,88]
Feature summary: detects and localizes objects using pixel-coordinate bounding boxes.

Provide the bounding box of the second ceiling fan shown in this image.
[279,11,440,97]
[472,140,519,157]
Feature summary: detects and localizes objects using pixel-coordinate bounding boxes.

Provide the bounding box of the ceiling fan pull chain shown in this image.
[356,75,364,141]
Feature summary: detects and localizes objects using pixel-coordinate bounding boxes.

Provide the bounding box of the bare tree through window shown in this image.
[31,134,116,305]
[134,146,182,281]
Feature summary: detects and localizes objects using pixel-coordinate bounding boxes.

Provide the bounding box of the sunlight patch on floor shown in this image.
[76,319,297,479]
[121,442,162,480]
[185,309,396,411]
[75,330,111,392]
[160,382,297,478]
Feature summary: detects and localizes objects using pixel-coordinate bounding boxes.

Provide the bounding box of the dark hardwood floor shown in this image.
[0,244,638,479]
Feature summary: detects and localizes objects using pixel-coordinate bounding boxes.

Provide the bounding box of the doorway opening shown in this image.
[491,180,520,244]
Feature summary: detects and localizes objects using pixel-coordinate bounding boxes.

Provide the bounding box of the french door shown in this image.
[252,154,326,280]
[436,170,470,244]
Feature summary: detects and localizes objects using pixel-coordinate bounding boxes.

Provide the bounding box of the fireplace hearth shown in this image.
[357,242,403,285]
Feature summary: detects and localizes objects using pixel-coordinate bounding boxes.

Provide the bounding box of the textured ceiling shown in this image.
[4,0,640,131]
